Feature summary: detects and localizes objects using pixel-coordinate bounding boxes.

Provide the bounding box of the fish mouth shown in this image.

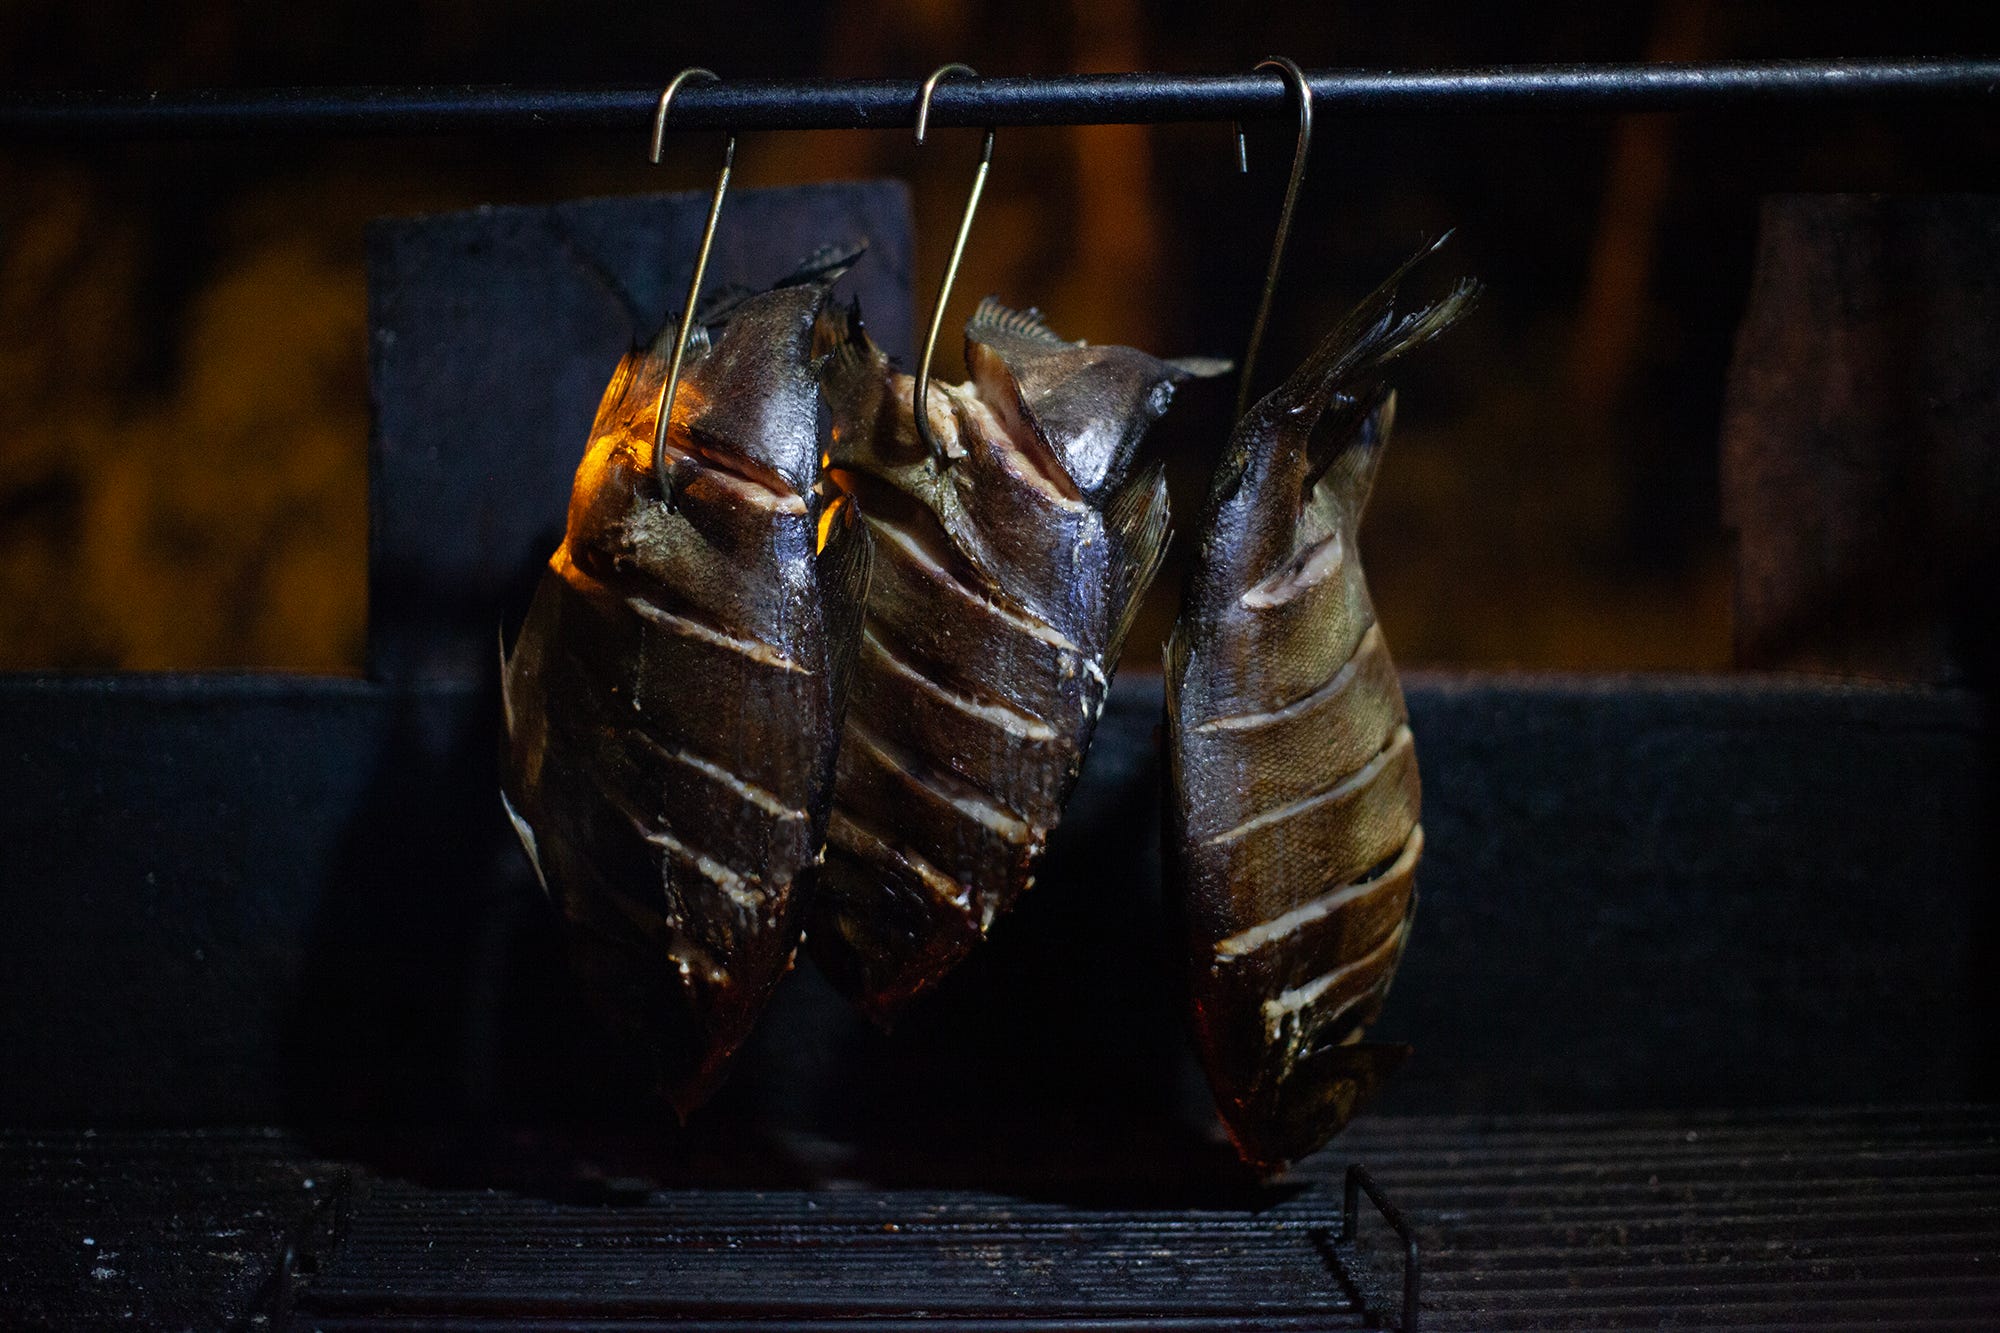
[664,426,808,514]
[965,344,1084,502]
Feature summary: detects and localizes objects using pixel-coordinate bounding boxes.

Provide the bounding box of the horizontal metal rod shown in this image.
[2,60,1997,140]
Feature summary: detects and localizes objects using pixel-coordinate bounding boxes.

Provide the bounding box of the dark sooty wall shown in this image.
[5,3,2000,672]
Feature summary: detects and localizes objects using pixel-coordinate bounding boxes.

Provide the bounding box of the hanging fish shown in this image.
[1166,249,1473,1170]
[810,297,1225,1022]
[500,252,872,1118]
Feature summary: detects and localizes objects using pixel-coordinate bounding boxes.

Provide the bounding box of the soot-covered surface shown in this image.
[8,1107,1997,1329]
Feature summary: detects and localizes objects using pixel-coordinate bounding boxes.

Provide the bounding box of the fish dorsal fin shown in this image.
[969,297,1071,348]
[1102,462,1173,663]
[780,239,868,291]
[965,302,1229,502]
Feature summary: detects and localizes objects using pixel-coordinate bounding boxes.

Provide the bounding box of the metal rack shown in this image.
[2,59,1997,138]
[3,55,1996,1332]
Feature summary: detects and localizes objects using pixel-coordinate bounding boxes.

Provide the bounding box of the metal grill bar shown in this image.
[1344,1165,1420,1332]
[2,60,1998,140]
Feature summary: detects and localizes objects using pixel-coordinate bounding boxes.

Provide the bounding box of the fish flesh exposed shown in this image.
[1166,248,1473,1170]
[811,297,1224,1022]
[501,254,872,1117]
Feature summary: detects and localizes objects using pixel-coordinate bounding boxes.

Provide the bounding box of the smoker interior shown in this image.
[10,1108,1998,1329]
[3,178,1997,1326]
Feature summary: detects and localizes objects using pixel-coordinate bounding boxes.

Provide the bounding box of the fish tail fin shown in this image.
[812,293,878,375]
[1254,236,1475,504]
[775,239,867,290]
[690,240,869,330]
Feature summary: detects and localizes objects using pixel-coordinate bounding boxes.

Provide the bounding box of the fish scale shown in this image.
[1167,245,1475,1171]
[811,296,1220,1023]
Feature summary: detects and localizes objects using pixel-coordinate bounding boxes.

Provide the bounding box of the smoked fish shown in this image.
[1166,252,1473,1170]
[501,259,872,1118]
[811,297,1222,1022]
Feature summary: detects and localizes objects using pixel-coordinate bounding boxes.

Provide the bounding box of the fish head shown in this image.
[558,342,673,575]
[671,278,844,503]
[964,298,1227,503]
[555,252,868,584]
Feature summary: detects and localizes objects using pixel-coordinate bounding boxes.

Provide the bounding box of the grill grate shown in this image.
[296,1185,1372,1330]
[6,1107,1996,1329]
[1342,1104,2000,1329]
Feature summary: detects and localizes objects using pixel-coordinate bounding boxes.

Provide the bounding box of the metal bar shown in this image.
[1344,1163,1421,1332]
[1,60,1996,140]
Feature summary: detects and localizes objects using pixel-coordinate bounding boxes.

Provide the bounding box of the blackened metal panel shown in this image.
[1374,673,1995,1115]
[0,674,505,1126]
[365,182,914,682]
[0,673,1987,1133]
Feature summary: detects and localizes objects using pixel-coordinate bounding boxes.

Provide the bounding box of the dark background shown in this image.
[5,1,1999,675]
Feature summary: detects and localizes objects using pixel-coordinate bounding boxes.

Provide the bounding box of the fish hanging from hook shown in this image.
[1167,228,1476,1171]
[501,76,873,1118]
[806,64,1231,1022]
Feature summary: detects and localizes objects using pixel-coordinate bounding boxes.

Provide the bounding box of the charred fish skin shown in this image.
[810,297,1224,1022]
[1167,249,1473,1171]
[501,264,872,1120]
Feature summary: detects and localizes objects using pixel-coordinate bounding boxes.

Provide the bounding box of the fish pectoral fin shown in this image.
[1290,1037,1410,1129]
[1102,462,1173,661]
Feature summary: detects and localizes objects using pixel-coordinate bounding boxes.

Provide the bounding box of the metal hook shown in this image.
[912,63,995,465]
[649,68,735,490]
[1235,56,1314,420]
